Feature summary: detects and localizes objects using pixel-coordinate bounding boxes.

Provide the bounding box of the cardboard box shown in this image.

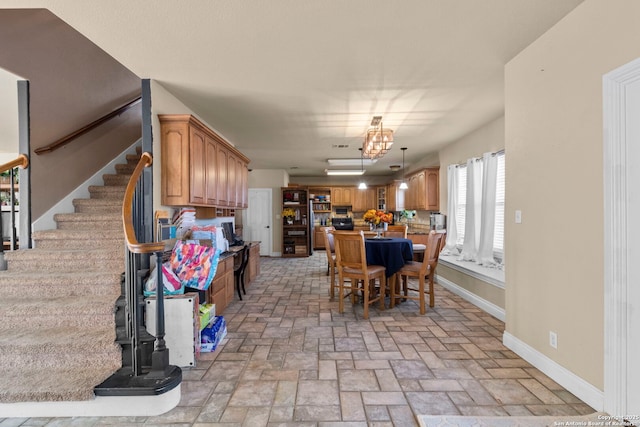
[198,303,216,331]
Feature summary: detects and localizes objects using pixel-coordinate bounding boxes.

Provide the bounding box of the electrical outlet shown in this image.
[549,331,558,349]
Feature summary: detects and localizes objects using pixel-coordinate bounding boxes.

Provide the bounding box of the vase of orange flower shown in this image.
[362,209,393,238]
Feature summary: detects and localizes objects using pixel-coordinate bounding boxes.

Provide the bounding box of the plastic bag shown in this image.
[144,262,185,296]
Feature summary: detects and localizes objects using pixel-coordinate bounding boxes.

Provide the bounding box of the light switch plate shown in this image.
[515,210,522,224]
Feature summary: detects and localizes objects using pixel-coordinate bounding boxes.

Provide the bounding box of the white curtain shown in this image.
[443,165,459,254]
[476,152,498,266]
[459,158,483,261]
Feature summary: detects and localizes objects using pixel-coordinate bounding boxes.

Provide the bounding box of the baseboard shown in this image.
[0,385,180,418]
[435,274,505,322]
[32,140,141,232]
[502,331,604,411]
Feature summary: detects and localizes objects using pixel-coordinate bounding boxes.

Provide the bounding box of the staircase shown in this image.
[0,152,140,404]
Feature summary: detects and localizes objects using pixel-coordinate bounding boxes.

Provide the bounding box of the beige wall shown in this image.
[0,68,19,160]
[437,115,505,216]
[505,0,640,390]
[435,115,505,308]
[248,169,289,254]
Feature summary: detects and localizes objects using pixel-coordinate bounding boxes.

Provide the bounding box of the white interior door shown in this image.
[603,56,640,415]
[625,75,640,413]
[246,188,272,256]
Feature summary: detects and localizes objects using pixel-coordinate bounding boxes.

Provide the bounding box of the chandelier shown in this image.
[362,116,394,159]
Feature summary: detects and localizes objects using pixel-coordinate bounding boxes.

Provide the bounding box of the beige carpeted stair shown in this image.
[0,152,138,403]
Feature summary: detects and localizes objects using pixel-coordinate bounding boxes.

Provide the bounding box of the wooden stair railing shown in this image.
[0,154,29,253]
[122,152,182,383]
[34,96,141,155]
[0,154,29,172]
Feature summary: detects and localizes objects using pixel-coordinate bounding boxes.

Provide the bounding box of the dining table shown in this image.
[364,237,414,307]
[364,237,414,278]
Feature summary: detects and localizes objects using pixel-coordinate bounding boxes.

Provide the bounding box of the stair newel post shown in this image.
[147,250,171,378]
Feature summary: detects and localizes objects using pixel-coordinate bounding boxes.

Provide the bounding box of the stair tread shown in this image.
[3,247,123,260]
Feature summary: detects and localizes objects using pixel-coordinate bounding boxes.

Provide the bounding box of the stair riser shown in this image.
[56,221,121,230]
[0,351,121,371]
[0,315,117,330]
[88,188,125,200]
[115,164,136,175]
[5,259,124,272]
[73,202,121,214]
[103,175,131,186]
[0,283,120,298]
[34,239,124,250]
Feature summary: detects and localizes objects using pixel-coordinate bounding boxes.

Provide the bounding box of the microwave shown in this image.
[334,206,349,215]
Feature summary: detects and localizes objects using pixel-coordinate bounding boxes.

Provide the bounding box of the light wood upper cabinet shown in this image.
[387,181,405,212]
[216,143,229,207]
[404,168,439,211]
[353,187,376,212]
[159,114,249,208]
[205,136,218,205]
[227,150,237,207]
[331,187,353,206]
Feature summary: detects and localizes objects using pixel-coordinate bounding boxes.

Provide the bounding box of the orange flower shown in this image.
[363,209,392,224]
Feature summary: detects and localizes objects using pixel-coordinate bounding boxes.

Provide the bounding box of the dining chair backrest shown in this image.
[333,230,367,273]
[323,226,336,255]
[383,224,408,238]
[426,231,445,271]
[437,231,447,253]
[417,230,444,277]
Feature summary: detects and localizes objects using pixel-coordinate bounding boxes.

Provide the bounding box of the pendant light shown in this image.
[358,148,367,189]
[399,147,408,190]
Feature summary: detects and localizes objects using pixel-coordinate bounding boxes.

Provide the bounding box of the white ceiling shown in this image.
[0,0,583,177]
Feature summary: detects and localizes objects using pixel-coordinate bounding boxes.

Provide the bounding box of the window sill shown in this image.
[438,254,505,289]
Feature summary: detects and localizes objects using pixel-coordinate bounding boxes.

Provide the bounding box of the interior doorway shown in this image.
[603,56,640,415]
[245,188,272,257]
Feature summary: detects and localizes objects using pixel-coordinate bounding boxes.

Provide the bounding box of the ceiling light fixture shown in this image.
[362,115,394,160]
[399,147,408,190]
[325,169,365,176]
[327,158,378,166]
[358,147,367,189]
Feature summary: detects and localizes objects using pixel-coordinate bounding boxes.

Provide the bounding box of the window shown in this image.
[453,151,505,257]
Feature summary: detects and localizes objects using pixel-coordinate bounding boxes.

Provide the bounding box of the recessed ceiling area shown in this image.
[0,1,584,178]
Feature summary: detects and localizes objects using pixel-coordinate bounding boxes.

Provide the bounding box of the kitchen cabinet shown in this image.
[216,143,229,207]
[353,187,376,212]
[309,187,331,213]
[404,168,439,211]
[207,255,234,314]
[159,114,250,209]
[387,181,405,212]
[377,186,386,211]
[314,226,329,250]
[331,187,353,206]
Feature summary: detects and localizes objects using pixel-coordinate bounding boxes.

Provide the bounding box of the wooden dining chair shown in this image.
[412,231,446,261]
[333,230,386,320]
[383,224,408,238]
[392,230,444,314]
[322,227,339,299]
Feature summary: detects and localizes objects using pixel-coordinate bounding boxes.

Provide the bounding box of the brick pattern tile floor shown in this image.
[19,252,594,426]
